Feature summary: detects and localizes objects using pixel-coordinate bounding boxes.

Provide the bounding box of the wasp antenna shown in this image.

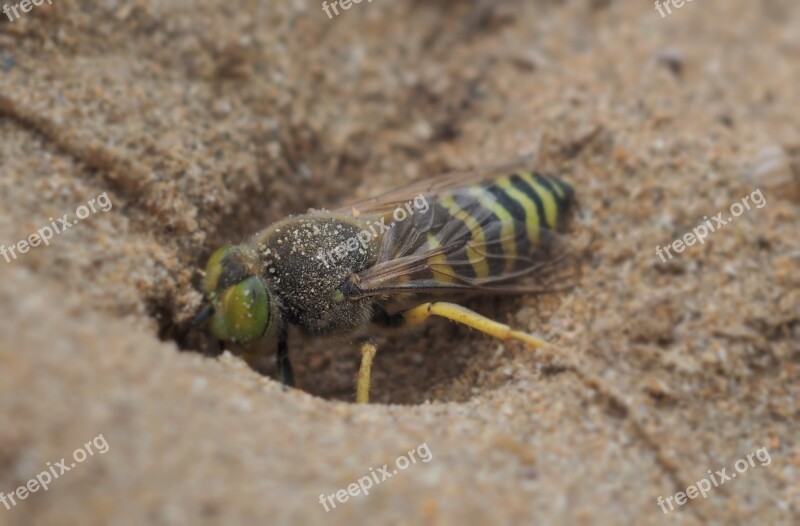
[192,305,215,326]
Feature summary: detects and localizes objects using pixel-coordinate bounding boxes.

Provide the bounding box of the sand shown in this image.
[0,0,798,524]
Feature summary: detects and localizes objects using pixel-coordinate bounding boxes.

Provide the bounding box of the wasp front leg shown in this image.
[276,333,295,388]
[356,339,378,403]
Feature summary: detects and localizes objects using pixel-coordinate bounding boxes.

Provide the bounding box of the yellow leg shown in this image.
[401,302,551,349]
[356,340,378,404]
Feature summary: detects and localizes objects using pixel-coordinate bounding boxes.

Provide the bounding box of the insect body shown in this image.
[194,165,575,403]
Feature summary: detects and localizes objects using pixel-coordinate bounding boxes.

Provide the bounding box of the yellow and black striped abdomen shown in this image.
[424,171,574,284]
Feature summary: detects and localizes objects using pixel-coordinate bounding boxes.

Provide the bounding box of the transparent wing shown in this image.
[331,158,536,218]
[327,160,579,299]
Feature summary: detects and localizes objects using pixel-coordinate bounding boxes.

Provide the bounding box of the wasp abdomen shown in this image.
[424,171,574,282]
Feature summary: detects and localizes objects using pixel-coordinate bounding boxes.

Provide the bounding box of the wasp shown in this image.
[192,162,576,403]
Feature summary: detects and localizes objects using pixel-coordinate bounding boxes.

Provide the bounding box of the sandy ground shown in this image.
[0,1,798,525]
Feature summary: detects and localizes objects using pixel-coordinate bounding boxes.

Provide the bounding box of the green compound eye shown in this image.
[209,277,270,344]
[203,245,235,295]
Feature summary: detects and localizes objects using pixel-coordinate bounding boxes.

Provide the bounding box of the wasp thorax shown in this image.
[251,216,379,337]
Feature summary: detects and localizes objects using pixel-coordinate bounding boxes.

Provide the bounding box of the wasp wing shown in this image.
[329,160,578,299]
[331,158,535,218]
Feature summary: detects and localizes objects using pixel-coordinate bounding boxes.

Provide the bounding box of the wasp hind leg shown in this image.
[399,302,551,349]
[360,303,550,403]
[356,339,378,404]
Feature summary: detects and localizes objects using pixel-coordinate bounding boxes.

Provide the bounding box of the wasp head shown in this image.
[194,245,271,344]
